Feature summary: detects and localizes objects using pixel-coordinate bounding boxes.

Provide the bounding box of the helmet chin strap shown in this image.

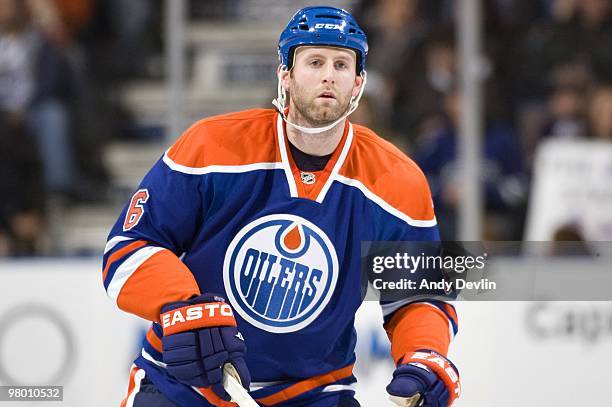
[272,69,367,135]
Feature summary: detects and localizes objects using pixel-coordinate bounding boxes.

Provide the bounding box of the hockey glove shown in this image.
[387,350,460,407]
[160,293,250,406]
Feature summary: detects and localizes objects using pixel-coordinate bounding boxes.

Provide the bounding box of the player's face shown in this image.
[283,46,363,127]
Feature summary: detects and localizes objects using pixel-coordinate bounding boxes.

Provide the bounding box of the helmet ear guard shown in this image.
[272,66,290,117]
[273,6,369,134]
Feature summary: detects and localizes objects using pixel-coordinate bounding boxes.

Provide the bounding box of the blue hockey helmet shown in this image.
[278,6,368,74]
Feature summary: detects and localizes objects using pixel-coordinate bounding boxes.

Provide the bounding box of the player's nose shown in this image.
[321,63,335,84]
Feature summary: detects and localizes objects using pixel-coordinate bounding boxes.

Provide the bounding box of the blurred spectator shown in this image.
[0,0,76,196]
[51,0,155,192]
[509,0,612,104]
[551,223,591,256]
[516,60,593,165]
[79,0,160,83]
[50,0,94,43]
[541,84,588,140]
[354,0,432,123]
[0,113,45,255]
[587,85,612,140]
[547,0,612,83]
[413,87,528,240]
[104,0,158,80]
[351,94,410,152]
[0,0,117,254]
[391,27,457,140]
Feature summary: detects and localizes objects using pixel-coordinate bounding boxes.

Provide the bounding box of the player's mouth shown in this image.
[318,91,336,99]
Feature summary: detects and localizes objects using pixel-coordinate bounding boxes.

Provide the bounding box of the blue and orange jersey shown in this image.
[102,109,458,406]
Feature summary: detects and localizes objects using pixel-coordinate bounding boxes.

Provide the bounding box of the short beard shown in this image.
[289,78,352,127]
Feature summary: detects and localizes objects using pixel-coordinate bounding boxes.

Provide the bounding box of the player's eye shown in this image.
[310,59,322,67]
[335,61,348,70]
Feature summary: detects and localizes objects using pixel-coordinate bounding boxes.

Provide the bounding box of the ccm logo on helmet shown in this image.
[314,23,342,30]
[161,304,233,328]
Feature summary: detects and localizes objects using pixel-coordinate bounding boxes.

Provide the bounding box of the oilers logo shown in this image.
[223,214,338,333]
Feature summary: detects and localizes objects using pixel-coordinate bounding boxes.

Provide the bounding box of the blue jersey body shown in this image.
[103,109,453,406]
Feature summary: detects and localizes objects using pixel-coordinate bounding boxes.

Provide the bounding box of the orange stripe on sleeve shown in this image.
[145,326,163,353]
[384,303,453,364]
[255,364,354,406]
[116,249,200,322]
[103,240,148,282]
[440,302,459,328]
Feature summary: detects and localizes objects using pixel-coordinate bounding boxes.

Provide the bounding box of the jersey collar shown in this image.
[276,113,354,202]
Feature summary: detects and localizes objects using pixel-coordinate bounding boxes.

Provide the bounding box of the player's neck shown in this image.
[285,110,345,156]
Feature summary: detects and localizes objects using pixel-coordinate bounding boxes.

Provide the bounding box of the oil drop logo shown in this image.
[223,214,338,333]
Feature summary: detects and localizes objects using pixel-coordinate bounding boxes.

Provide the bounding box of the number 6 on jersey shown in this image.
[123,189,149,231]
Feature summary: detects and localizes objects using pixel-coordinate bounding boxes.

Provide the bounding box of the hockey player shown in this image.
[103,6,460,407]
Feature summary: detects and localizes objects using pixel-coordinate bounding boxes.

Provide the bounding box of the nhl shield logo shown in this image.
[300,172,316,185]
[223,214,338,333]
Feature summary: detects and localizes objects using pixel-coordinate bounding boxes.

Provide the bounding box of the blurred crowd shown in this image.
[1,0,611,255]
[0,0,162,255]
[351,0,612,241]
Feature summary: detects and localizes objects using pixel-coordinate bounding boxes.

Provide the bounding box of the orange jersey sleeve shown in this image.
[384,301,458,364]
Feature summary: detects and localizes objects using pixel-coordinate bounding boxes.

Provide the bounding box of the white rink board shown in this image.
[0,260,144,407]
[1,260,611,406]
[354,301,612,406]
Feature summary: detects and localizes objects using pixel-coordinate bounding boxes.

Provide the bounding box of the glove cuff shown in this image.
[160,298,237,336]
[401,350,461,405]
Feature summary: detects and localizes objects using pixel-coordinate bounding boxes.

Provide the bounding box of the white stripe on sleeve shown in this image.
[106,246,165,305]
[104,236,133,254]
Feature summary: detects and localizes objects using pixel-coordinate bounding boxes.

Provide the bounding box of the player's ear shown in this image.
[352,74,364,98]
[278,65,291,91]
